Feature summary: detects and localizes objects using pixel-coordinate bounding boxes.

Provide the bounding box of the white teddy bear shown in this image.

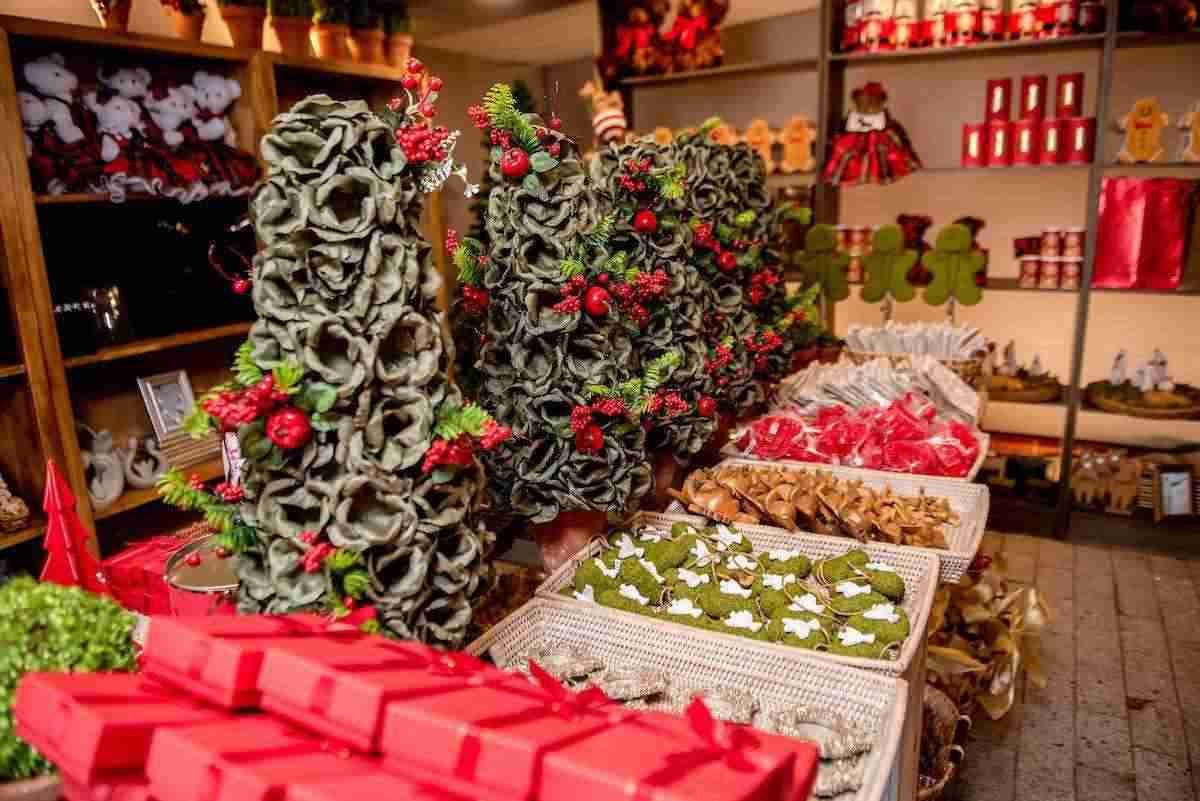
[18,91,49,156]
[144,85,196,148]
[22,53,84,145]
[191,71,241,147]
[84,91,145,163]
[98,66,152,100]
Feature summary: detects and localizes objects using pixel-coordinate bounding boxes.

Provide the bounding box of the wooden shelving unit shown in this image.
[0,15,446,553]
[620,56,818,87]
[0,518,46,551]
[828,31,1106,62]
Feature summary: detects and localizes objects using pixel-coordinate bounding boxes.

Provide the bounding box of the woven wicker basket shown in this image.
[468,598,908,801]
[674,458,990,585]
[0,777,60,801]
[535,511,939,678]
[721,431,992,483]
[845,351,987,391]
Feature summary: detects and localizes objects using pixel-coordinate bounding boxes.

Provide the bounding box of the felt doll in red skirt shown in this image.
[821,81,922,186]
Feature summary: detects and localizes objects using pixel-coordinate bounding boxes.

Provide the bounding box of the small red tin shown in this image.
[987,120,1013,166]
[1020,74,1049,119]
[1012,118,1041,165]
[1064,117,1095,163]
[962,123,988,167]
[1056,73,1084,118]
[1039,118,1066,163]
[1018,256,1041,288]
[985,78,1012,121]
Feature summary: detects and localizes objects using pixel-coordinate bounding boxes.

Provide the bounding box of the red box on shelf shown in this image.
[985,78,1012,122]
[1019,74,1048,119]
[147,717,378,801]
[257,638,496,752]
[981,7,1006,37]
[1012,118,1041,165]
[144,614,362,710]
[1039,118,1066,162]
[12,673,224,785]
[962,123,988,167]
[1009,1,1041,37]
[1064,117,1095,163]
[986,120,1013,166]
[380,684,818,801]
[1056,73,1084,118]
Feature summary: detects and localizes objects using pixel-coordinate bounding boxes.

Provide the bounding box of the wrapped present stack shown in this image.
[14,614,821,801]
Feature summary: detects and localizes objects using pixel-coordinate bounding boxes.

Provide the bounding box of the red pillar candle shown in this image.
[1056,73,1084,118]
[1036,0,1058,36]
[1064,117,1095,163]
[985,78,1012,121]
[1040,118,1065,162]
[1013,117,1041,164]
[963,123,988,166]
[1039,257,1063,289]
[1060,257,1082,289]
[927,0,949,46]
[1020,74,1048,119]
[987,120,1013,166]
[1063,226,1085,257]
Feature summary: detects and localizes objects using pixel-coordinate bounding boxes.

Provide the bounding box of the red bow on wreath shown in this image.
[663,13,711,51]
[526,661,613,719]
[681,697,762,771]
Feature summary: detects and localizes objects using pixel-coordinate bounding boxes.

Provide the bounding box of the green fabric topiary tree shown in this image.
[172,81,501,648]
[456,84,654,524]
[1,578,137,780]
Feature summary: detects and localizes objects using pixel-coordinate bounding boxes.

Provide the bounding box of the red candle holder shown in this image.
[1039,118,1066,163]
[962,122,988,167]
[1020,74,1048,119]
[985,78,1012,121]
[987,120,1013,166]
[1064,117,1095,164]
[1056,73,1084,118]
[1012,117,1040,165]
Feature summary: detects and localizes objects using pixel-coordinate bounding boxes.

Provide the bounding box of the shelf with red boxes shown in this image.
[962,72,1095,168]
[831,31,1105,62]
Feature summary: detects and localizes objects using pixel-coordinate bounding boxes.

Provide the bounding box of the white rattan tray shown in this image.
[468,598,907,801]
[668,457,989,585]
[720,431,991,483]
[535,511,939,678]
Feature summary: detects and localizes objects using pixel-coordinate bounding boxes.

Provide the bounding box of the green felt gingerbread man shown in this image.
[860,224,917,303]
[922,223,986,307]
[797,224,850,303]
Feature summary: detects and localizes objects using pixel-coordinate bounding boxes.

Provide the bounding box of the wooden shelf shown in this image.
[987,278,1076,292]
[269,52,406,82]
[36,192,252,205]
[0,14,254,62]
[766,172,818,187]
[1116,30,1200,49]
[921,163,1091,174]
[0,517,44,552]
[0,363,25,379]
[620,57,818,87]
[95,456,224,521]
[829,32,1105,63]
[63,322,253,370]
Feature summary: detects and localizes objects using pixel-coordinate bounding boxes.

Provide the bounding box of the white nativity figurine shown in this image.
[1029,355,1047,377]
[1110,349,1128,385]
[1150,349,1169,385]
[995,340,1018,377]
[1133,364,1157,393]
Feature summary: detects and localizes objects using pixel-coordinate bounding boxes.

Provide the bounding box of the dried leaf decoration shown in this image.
[924,551,1051,719]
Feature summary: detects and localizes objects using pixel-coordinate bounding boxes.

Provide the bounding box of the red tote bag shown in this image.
[1094,177,1197,290]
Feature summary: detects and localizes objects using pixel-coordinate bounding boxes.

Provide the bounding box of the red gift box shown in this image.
[1056,73,1084,118]
[144,615,361,709]
[962,123,987,167]
[103,536,180,614]
[985,79,1012,122]
[146,716,378,801]
[258,638,499,752]
[61,774,153,801]
[1019,74,1048,119]
[13,672,223,784]
[1012,118,1040,165]
[1064,117,1095,163]
[986,120,1012,166]
[1040,118,1065,163]
[288,765,519,801]
[1094,177,1197,289]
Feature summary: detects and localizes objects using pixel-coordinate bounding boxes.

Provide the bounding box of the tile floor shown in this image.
[955,533,1200,801]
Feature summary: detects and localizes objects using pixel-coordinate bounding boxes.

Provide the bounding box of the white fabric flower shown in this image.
[639,559,666,584]
[729,554,758,571]
[666,598,703,618]
[691,539,715,566]
[790,593,825,614]
[782,617,821,639]
[863,603,900,624]
[594,558,620,579]
[864,561,896,573]
[573,585,595,603]
[724,610,763,632]
[768,548,802,562]
[676,568,710,589]
[719,579,753,598]
[714,525,743,551]
[763,573,797,591]
[614,534,645,559]
[638,528,663,543]
[618,584,649,605]
[838,626,876,647]
[836,581,872,598]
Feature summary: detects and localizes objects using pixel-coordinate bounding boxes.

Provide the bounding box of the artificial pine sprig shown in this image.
[483,84,540,153]
[234,341,264,387]
[434,403,491,440]
[453,236,486,285]
[558,212,619,278]
[156,469,237,535]
[587,351,681,415]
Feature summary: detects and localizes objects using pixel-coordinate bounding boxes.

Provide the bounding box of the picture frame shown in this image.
[1152,464,1195,523]
[137,370,197,444]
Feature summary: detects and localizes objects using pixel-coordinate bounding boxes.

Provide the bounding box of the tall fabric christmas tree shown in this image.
[455,85,659,561]
[590,140,719,467]
[161,66,505,647]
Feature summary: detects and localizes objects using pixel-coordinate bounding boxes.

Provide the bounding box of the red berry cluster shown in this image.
[421,434,475,474]
[489,129,513,148]
[214,482,244,503]
[462,285,490,316]
[395,124,452,165]
[705,344,734,374]
[187,473,205,491]
[202,375,290,432]
[467,104,490,129]
[478,419,512,450]
[298,530,333,574]
[575,424,604,454]
[445,227,460,257]
[551,275,588,315]
[570,405,595,432]
[592,397,628,417]
[646,391,688,417]
[632,269,670,302]
[618,158,653,193]
[745,330,785,354]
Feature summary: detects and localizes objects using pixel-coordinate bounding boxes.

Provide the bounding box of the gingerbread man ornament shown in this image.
[779,114,816,174]
[1179,101,1200,163]
[742,118,776,173]
[1118,97,1169,163]
[708,121,739,145]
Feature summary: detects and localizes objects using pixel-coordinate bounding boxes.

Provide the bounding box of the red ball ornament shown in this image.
[406,58,424,74]
[583,286,611,318]
[184,552,202,567]
[266,406,313,450]
[215,547,230,560]
[500,148,531,179]
[420,102,436,118]
[718,251,738,272]
[575,424,604,454]
[633,209,658,233]
[402,75,419,90]
[697,396,718,418]
[232,278,251,295]
[549,115,563,131]
[428,76,444,91]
